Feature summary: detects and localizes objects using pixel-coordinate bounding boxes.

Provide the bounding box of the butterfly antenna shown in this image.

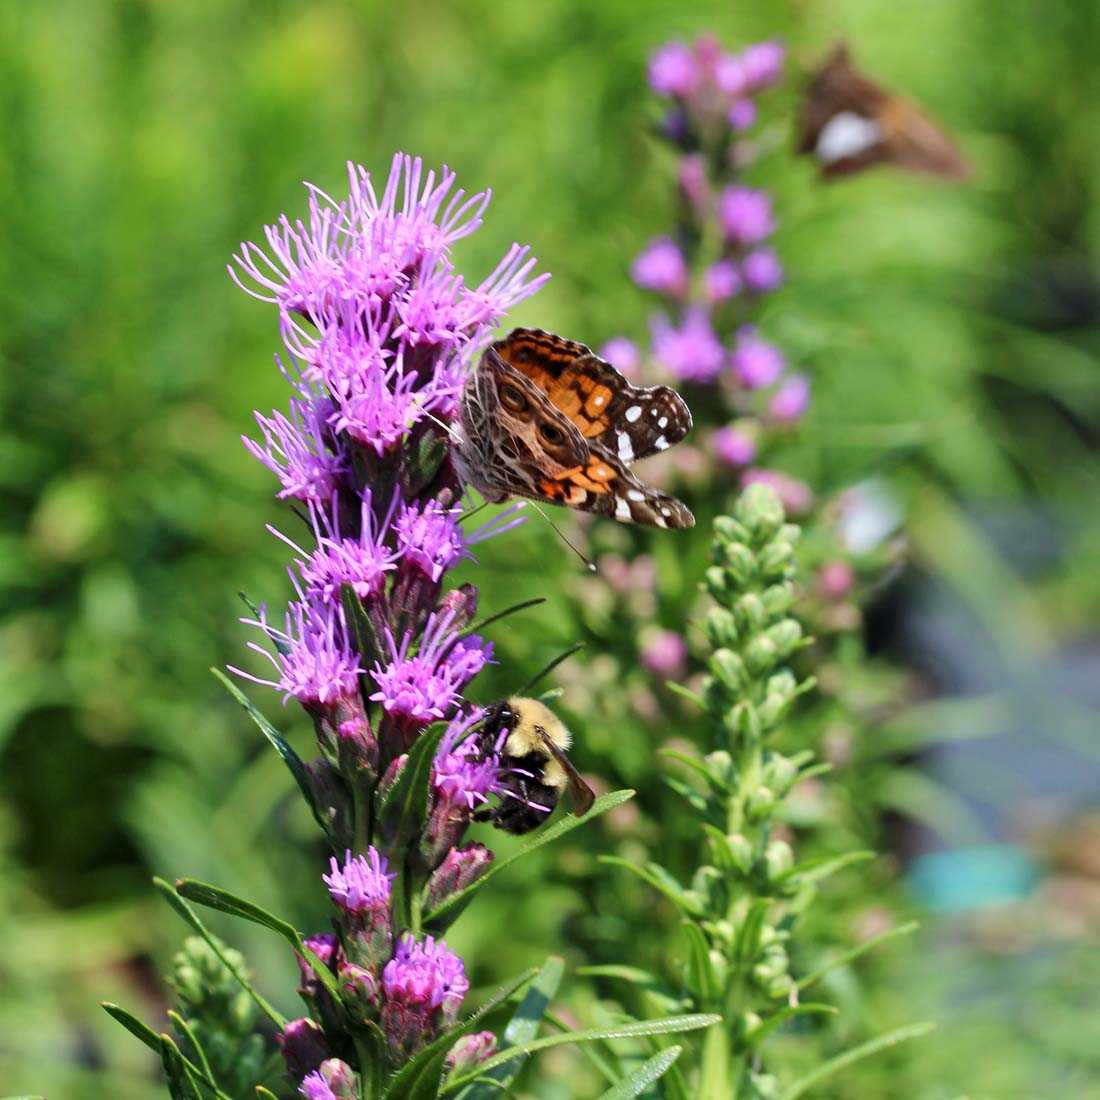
[527,501,597,572]
[517,642,587,697]
[420,407,463,445]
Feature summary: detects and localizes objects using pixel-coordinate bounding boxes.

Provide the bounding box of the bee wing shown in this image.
[537,730,596,817]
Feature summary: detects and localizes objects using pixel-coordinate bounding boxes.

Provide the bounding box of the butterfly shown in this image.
[455,328,695,528]
[797,42,968,181]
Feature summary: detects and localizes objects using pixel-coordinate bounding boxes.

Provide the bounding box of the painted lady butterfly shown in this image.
[456,328,695,528]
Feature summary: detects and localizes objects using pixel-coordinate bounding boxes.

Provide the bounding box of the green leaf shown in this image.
[599,856,703,917]
[162,1037,207,1100]
[774,851,874,889]
[659,748,731,793]
[682,922,721,1003]
[154,878,287,1028]
[778,1022,936,1100]
[661,775,709,814]
[460,956,564,1100]
[341,584,383,670]
[212,669,320,827]
[463,597,546,637]
[238,592,289,655]
[255,1090,280,1100]
[376,720,450,855]
[733,898,771,966]
[592,1047,683,1100]
[383,969,536,1099]
[424,790,634,928]
[796,921,919,992]
[743,1003,837,1045]
[444,1015,721,1094]
[101,1002,163,1055]
[174,879,341,1001]
[664,681,703,707]
[168,1010,213,1083]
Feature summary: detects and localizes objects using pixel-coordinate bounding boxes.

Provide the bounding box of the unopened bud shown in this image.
[338,962,381,1024]
[711,648,747,691]
[446,1030,497,1074]
[426,844,495,911]
[278,1018,329,1080]
[764,839,794,880]
[704,606,739,648]
[438,583,479,629]
[336,716,378,778]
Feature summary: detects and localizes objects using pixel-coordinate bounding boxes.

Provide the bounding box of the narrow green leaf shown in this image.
[463,597,546,637]
[743,1003,837,1045]
[659,748,731,793]
[154,878,286,1028]
[775,850,874,888]
[168,1010,213,1083]
[682,922,721,1003]
[592,1047,683,1100]
[733,898,771,966]
[341,584,383,670]
[796,922,919,992]
[664,681,703,707]
[778,1022,936,1100]
[599,856,702,916]
[661,775,709,813]
[101,1002,163,1055]
[376,721,450,853]
[383,969,537,1099]
[255,1090,280,1100]
[444,1015,721,1094]
[212,669,320,826]
[461,957,564,1099]
[174,879,341,1001]
[425,791,634,928]
[161,1037,206,1100]
[576,965,664,987]
[238,592,290,655]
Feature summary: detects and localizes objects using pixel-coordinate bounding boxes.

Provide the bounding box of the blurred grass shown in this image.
[2,0,1100,1097]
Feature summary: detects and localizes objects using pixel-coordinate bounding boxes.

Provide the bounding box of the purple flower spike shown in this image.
[742,247,784,294]
[300,1060,358,1100]
[599,337,641,378]
[631,237,689,299]
[718,185,775,246]
[741,41,786,91]
[648,41,701,98]
[396,500,469,583]
[770,373,811,423]
[300,1073,338,1100]
[324,848,395,915]
[715,426,757,468]
[704,260,743,304]
[231,594,362,710]
[244,397,345,505]
[651,308,726,383]
[728,98,758,132]
[370,613,493,726]
[640,629,688,680]
[677,154,710,212]
[732,326,785,389]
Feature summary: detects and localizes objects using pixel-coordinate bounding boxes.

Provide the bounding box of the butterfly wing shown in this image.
[798,42,966,181]
[494,328,693,463]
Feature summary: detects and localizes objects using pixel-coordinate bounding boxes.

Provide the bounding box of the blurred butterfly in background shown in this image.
[797,42,968,181]
[456,328,695,529]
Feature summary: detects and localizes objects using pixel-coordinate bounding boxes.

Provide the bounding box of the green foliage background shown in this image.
[2,0,1099,1096]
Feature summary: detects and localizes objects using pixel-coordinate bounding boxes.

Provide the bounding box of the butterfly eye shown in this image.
[499,384,528,413]
[539,423,566,446]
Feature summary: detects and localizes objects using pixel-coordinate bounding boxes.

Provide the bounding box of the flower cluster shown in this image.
[603,34,812,513]
[228,154,547,1086]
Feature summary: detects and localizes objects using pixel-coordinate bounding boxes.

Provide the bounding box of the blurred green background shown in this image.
[3,0,1100,1097]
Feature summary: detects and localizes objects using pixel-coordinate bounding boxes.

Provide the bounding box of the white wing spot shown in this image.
[658,416,668,429]
[625,405,642,422]
[627,489,645,502]
[618,432,634,462]
[593,394,606,407]
[816,111,883,164]
[615,497,631,519]
[654,435,668,449]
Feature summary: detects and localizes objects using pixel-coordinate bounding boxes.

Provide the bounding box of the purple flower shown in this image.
[382,934,469,1015]
[677,154,710,212]
[631,237,689,298]
[324,848,395,915]
[742,41,786,91]
[741,467,813,514]
[432,713,501,814]
[599,337,641,377]
[244,397,345,505]
[300,1060,357,1100]
[279,1018,330,1079]
[395,500,468,583]
[727,98,758,132]
[640,629,688,680]
[715,52,748,97]
[648,41,700,98]
[732,326,785,389]
[300,1073,337,1100]
[230,593,362,709]
[714,426,757,468]
[741,247,784,294]
[651,307,725,383]
[370,613,492,725]
[769,373,810,423]
[718,186,775,246]
[703,260,742,304]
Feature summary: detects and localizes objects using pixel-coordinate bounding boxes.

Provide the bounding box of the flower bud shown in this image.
[446,1030,497,1074]
[760,582,795,618]
[426,844,495,911]
[746,784,776,818]
[336,715,378,778]
[703,750,734,784]
[723,831,755,873]
[764,839,794,880]
[338,962,381,1023]
[278,1017,329,1080]
[704,565,734,603]
[438,583,479,629]
[763,619,802,659]
[745,635,778,675]
[733,592,765,632]
[735,483,785,536]
[711,647,747,691]
[704,606,739,648]
[300,1058,359,1100]
[762,752,797,794]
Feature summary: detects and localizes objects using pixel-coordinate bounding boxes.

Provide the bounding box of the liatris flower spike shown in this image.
[103,153,715,1099]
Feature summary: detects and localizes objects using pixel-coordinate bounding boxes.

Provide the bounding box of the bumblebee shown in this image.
[474,696,595,834]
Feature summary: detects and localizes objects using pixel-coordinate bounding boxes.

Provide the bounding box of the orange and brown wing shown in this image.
[494,328,693,463]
